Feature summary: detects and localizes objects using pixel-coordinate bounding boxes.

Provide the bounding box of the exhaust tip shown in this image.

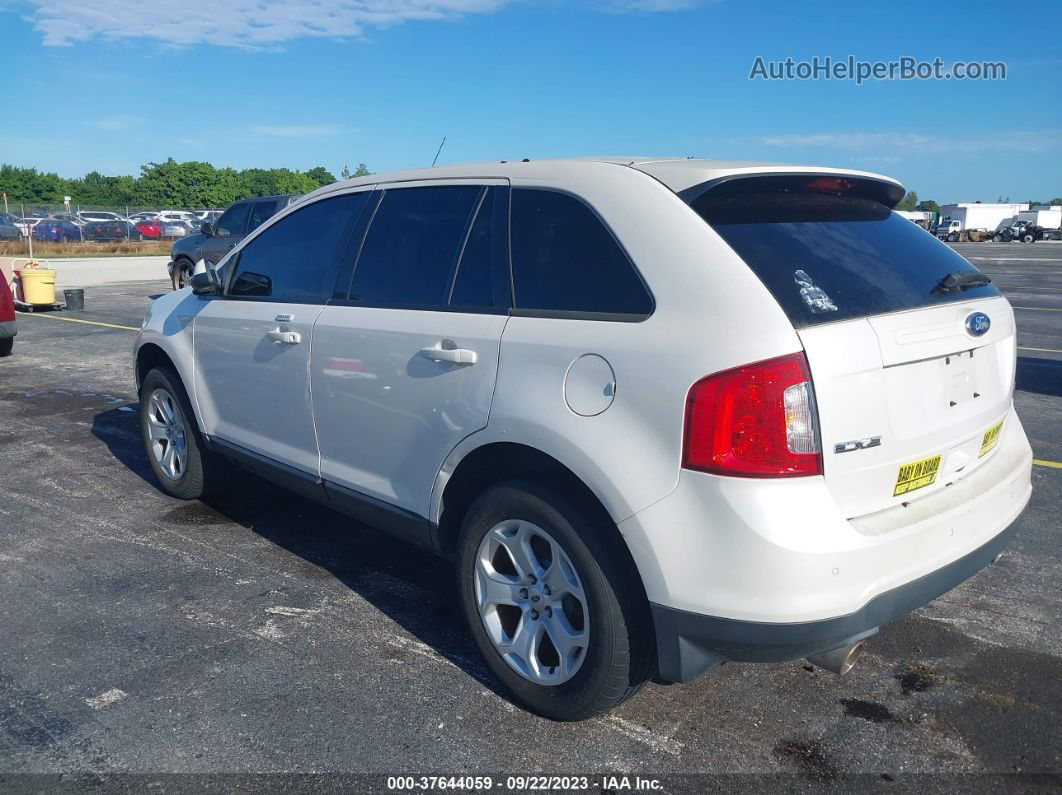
[807,642,865,675]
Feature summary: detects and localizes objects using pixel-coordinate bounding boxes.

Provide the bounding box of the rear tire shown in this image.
[0,338,12,357]
[457,482,652,720]
[139,366,227,499]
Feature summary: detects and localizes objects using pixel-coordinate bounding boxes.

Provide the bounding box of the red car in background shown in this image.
[135,220,162,239]
[0,270,16,356]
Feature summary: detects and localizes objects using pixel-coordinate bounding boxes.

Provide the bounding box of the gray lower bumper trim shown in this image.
[651,520,1019,683]
[0,320,16,339]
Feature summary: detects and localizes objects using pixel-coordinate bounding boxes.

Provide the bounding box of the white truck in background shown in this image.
[1015,207,1062,230]
[935,202,1029,241]
[895,210,935,230]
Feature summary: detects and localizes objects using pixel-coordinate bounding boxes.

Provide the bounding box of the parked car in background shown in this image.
[33,218,81,241]
[0,268,16,356]
[30,209,49,218]
[0,213,22,241]
[83,219,144,242]
[14,218,42,237]
[139,159,1031,719]
[168,194,298,289]
[129,212,160,222]
[157,211,200,226]
[135,219,162,239]
[78,211,124,224]
[161,220,195,239]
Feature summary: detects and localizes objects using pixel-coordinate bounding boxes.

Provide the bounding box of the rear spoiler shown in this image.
[677,173,906,210]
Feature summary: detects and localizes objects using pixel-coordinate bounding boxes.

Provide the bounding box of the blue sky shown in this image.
[1,0,1060,203]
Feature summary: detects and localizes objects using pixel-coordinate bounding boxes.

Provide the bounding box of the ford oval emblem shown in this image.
[966,312,991,337]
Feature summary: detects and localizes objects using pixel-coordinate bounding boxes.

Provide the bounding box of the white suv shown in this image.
[135,158,1033,720]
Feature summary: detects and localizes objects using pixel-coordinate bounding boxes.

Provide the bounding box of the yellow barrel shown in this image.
[20,267,56,306]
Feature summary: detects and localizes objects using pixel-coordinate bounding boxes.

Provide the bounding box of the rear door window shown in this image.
[216,202,250,236]
[227,192,367,303]
[248,198,280,232]
[691,186,1000,328]
[509,189,653,318]
[349,185,482,308]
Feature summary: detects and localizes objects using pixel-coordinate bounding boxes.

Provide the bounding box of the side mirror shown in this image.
[189,258,220,295]
[200,222,214,236]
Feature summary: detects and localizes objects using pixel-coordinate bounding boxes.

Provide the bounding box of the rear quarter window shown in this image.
[510,189,653,319]
[691,191,1000,328]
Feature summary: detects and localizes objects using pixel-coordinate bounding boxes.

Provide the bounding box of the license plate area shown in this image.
[943,350,977,408]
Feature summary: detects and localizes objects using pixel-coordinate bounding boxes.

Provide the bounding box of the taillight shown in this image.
[683,352,822,477]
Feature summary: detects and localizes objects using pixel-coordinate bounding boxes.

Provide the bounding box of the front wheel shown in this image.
[171,260,191,290]
[458,483,652,720]
[139,366,226,499]
[0,338,12,357]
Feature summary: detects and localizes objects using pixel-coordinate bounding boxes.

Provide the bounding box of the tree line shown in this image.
[0,159,371,209]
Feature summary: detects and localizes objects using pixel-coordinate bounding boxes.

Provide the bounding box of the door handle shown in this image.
[266,328,301,345]
[420,345,477,365]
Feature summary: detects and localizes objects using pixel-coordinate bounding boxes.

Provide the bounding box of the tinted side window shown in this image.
[350,186,481,308]
[229,192,366,303]
[216,202,250,236]
[449,187,497,309]
[248,198,279,232]
[510,189,652,316]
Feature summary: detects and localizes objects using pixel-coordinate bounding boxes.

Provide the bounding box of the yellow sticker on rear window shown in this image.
[979,420,1003,458]
[894,454,942,497]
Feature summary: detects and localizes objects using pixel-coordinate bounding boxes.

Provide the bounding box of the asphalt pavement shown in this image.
[0,243,1060,790]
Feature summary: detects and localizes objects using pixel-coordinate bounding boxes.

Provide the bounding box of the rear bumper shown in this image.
[619,407,1033,682]
[0,319,16,339]
[651,517,1017,682]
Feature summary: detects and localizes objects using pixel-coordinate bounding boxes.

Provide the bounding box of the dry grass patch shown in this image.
[0,240,172,258]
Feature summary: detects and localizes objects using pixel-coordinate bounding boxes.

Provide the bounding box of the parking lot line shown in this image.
[1013,306,1062,312]
[1034,459,1062,469]
[1018,346,1062,353]
[20,312,139,332]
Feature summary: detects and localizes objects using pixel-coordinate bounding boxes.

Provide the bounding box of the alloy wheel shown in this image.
[146,387,188,480]
[474,520,589,686]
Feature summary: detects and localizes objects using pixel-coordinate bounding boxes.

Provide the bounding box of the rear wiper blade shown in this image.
[932,270,992,294]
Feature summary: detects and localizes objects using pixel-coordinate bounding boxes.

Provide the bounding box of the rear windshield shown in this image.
[691,191,1000,328]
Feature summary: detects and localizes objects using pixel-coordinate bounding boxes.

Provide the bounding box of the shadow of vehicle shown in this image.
[1016,356,1062,398]
[90,405,505,697]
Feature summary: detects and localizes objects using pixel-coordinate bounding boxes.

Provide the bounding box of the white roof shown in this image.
[308,156,903,199]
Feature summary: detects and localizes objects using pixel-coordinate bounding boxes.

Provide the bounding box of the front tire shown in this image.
[171,259,192,291]
[458,483,652,720]
[0,338,12,357]
[139,366,225,499]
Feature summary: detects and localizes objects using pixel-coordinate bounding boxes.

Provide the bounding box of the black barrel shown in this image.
[63,289,85,311]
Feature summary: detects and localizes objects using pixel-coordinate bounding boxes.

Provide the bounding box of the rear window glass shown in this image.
[691,191,1000,328]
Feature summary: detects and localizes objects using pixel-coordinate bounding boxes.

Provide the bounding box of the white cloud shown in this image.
[756,131,1062,154]
[27,0,509,48]
[603,0,702,10]
[24,0,705,48]
[251,124,342,138]
[93,114,143,131]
